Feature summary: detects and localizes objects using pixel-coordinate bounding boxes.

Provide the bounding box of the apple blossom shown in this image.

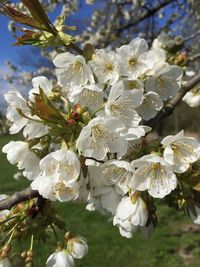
[2,141,40,180]
[67,236,88,259]
[86,185,122,215]
[161,130,200,173]
[68,84,104,112]
[100,160,133,190]
[53,52,94,86]
[136,91,163,121]
[89,49,119,85]
[76,116,128,160]
[29,76,53,101]
[113,195,148,238]
[46,251,75,267]
[4,91,29,134]
[145,64,183,100]
[31,148,80,201]
[183,89,200,107]
[105,81,143,127]
[5,90,49,140]
[131,154,177,198]
[116,37,149,79]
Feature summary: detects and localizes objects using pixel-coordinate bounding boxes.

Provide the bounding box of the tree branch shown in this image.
[0,187,39,211]
[117,0,176,33]
[188,53,200,63]
[147,72,200,129]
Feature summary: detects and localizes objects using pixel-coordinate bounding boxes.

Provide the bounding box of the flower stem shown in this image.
[30,234,34,251]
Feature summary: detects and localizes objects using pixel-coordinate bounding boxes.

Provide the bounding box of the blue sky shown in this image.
[0,16,19,64]
[0,1,96,111]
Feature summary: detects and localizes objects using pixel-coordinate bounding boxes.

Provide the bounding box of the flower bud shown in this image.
[71,111,80,120]
[75,104,85,115]
[81,112,90,124]
[64,231,73,241]
[21,251,27,259]
[67,119,76,125]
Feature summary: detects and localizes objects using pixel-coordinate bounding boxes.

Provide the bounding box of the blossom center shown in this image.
[128,57,138,66]
[104,62,114,72]
[72,61,83,73]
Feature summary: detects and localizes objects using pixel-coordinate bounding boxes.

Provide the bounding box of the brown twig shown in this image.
[188,53,200,63]
[0,187,39,211]
[147,71,200,129]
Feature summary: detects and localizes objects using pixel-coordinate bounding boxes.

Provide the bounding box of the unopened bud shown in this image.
[27,250,33,258]
[81,111,90,124]
[2,244,11,254]
[21,251,27,259]
[71,111,80,120]
[67,119,76,125]
[64,231,73,241]
[75,104,85,115]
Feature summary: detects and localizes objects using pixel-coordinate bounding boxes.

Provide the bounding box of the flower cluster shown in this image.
[1,37,200,266]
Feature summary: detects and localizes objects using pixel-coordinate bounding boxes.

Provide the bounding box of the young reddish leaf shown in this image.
[1,5,47,31]
[21,0,57,34]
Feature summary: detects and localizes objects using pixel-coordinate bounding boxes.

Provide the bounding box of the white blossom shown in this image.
[0,195,9,219]
[131,154,177,198]
[31,148,80,201]
[2,141,40,180]
[113,196,148,238]
[68,84,104,112]
[145,64,183,100]
[105,81,143,127]
[116,38,149,79]
[161,130,200,173]
[53,52,94,86]
[86,186,121,215]
[23,120,49,140]
[100,160,133,192]
[4,90,49,140]
[89,49,119,85]
[152,32,175,50]
[136,91,163,121]
[46,251,75,267]
[67,236,88,259]
[120,125,151,141]
[183,89,200,107]
[29,76,53,101]
[0,258,12,267]
[4,91,29,134]
[76,116,128,160]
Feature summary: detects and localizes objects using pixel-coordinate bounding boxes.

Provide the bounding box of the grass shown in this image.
[1,135,200,267]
